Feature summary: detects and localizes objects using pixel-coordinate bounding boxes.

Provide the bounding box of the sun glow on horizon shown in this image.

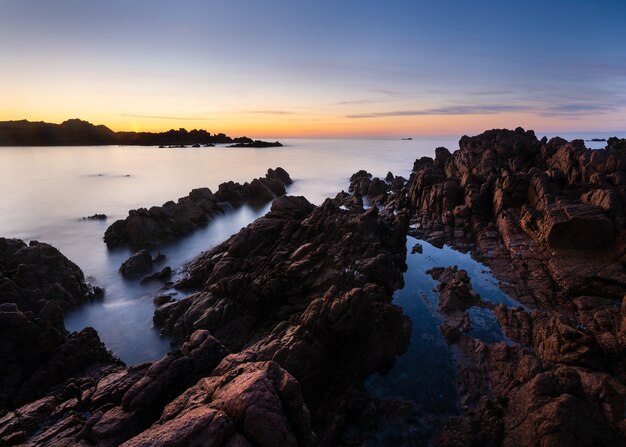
[1,1,624,139]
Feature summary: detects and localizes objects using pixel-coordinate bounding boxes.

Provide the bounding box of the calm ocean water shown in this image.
[0,137,454,363]
[0,134,617,365]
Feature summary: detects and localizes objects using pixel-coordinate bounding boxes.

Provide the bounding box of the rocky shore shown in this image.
[1,130,625,446]
[405,129,626,445]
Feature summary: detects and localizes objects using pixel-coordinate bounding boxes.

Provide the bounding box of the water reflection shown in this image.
[366,237,520,413]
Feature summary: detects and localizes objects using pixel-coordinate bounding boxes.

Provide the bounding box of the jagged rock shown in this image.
[154,194,410,442]
[123,361,314,447]
[0,238,119,410]
[104,168,292,248]
[141,267,172,284]
[404,129,626,445]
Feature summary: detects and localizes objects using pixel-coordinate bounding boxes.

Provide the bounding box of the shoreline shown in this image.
[1,128,625,445]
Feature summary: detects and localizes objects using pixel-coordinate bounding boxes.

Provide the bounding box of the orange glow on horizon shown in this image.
[1,110,623,140]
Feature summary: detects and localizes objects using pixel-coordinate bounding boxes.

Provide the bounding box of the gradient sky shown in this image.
[1,0,625,137]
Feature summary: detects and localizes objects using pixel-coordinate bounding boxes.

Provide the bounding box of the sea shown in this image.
[0,133,620,418]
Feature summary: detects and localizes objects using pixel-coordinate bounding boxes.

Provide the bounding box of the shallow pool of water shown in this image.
[366,237,520,414]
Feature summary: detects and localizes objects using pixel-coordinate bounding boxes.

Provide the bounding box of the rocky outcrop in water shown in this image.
[104,167,292,248]
[227,140,283,148]
[1,189,411,445]
[154,194,411,442]
[0,238,116,410]
[405,129,626,445]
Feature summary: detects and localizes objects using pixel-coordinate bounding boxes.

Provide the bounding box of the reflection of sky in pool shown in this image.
[366,236,521,414]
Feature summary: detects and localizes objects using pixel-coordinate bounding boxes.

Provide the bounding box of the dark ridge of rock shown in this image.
[104,168,292,248]
[1,191,410,446]
[348,169,408,221]
[140,266,172,284]
[0,118,274,147]
[425,266,626,447]
[227,140,283,148]
[404,129,626,445]
[82,213,107,221]
[0,238,119,410]
[154,194,411,441]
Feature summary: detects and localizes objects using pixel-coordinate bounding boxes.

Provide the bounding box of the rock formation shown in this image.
[104,168,292,248]
[3,129,625,446]
[0,192,411,445]
[405,128,626,445]
[0,238,116,410]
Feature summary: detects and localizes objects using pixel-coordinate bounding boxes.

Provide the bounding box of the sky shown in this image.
[1,0,625,137]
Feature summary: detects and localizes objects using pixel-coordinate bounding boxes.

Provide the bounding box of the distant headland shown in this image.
[0,119,282,147]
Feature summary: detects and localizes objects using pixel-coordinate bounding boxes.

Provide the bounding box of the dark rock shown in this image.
[155,194,409,442]
[227,140,283,148]
[0,238,119,410]
[411,243,423,254]
[83,214,107,221]
[105,168,292,248]
[153,295,175,306]
[140,267,172,284]
[404,128,626,445]
[119,250,153,278]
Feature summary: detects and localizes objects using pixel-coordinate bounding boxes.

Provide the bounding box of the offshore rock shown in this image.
[104,168,292,248]
[119,249,153,278]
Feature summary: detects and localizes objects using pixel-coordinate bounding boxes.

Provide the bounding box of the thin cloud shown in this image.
[240,110,301,115]
[120,113,206,121]
[539,102,621,117]
[334,98,390,106]
[347,104,525,119]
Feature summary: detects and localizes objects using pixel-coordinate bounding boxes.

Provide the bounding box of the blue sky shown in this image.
[1,0,624,136]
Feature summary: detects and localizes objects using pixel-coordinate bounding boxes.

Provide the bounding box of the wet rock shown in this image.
[404,128,626,445]
[154,194,409,442]
[430,267,479,313]
[119,250,153,278]
[0,238,119,410]
[104,168,292,248]
[140,267,172,284]
[153,295,175,306]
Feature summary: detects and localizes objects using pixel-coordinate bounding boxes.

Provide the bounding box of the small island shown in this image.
[227,140,283,148]
[0,119,282,147]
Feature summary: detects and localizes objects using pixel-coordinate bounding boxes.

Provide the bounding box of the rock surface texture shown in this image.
[1,192,411,445]
[3,131,626,446]
[104,168,292,248]
[405,129,626,445]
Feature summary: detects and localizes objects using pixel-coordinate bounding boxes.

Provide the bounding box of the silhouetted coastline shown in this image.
[0,119,278,147]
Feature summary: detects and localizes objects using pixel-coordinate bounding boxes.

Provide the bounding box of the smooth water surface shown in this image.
[0,137,455,364]
[366,237,520,414]
[0,133,615,364]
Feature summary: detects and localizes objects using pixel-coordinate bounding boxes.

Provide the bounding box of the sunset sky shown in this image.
[1,0,625,137]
